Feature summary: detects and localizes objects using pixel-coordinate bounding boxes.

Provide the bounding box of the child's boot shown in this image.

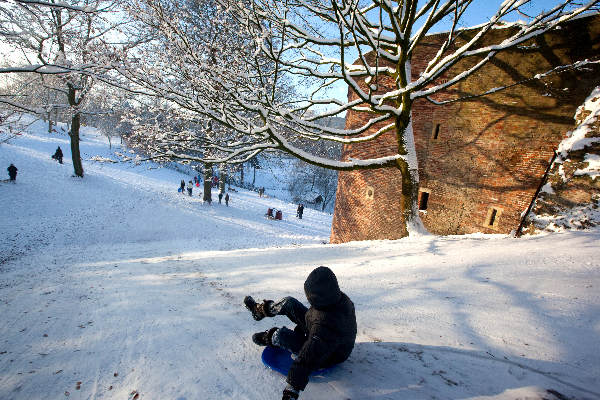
[244,296,274,321]
[252,327,278,346]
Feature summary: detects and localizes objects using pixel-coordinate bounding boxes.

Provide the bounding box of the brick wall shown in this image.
[331,15,600,243]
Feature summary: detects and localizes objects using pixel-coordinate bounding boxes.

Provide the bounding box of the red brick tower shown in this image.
[331,15,600,243]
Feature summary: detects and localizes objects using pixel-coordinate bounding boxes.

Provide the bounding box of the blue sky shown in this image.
[438,0,564,29]
[307,0,589,115]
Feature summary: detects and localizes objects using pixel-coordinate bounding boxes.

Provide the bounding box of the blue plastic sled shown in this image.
[177,187,183,193]
[261,346,334,376]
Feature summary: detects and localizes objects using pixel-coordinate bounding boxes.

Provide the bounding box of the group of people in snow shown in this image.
[266,207,282,220]
[181,179,199,196]
[245,266,356,400]
[177,178,307,220]
[217,191,229,206]
[263,201,306,222]
[267,204,304,221]
[179,177,230,206]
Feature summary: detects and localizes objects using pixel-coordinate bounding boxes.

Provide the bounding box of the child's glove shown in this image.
[282,385,299,400]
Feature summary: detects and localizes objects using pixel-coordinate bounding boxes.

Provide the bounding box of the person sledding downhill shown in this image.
[244,266,357,400]
[52,146,63,164]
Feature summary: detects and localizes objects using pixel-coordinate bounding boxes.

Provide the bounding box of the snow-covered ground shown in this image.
[1,121,599,400]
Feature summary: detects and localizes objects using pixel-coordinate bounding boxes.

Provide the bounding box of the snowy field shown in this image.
[1,122,599,400]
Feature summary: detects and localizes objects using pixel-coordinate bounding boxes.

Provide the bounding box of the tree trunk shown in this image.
[240,164,244,186]
[53,108,58,132]
[252,166,256,187]
[70,111,84,177]
[67,85,84,178]
[395,112,420,235]
[219,169,225,194]
[396,158,418,227]
[203,163,212,203]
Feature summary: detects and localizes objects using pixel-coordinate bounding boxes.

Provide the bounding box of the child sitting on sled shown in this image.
[244,266,357,400]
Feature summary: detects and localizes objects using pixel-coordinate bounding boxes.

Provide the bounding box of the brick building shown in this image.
[331,15,600,243]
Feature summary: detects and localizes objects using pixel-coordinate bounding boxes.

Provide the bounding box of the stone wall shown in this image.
[331,15,600,243]
[525,86,600,232]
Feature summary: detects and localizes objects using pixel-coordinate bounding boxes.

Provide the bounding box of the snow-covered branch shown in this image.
[6,0,98,12]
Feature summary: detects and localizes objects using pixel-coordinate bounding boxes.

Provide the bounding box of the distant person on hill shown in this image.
[225,193,229,206]
[259,187,264,197]
[180,180,185,194]
[52,146,64,164]
[7,163,17,182]
[296,204,304,219]
[244,266,357,400]
[218,192,223,204]
[187,180,193,196]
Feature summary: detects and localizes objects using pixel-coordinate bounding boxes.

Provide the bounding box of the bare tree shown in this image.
[82,83,132,149]
[0,0,133,177]
[289,159,338,212]
[0,109,32,144]
[116,0,598,235]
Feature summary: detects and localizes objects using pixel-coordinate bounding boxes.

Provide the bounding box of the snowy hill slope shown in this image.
[0,119,330,262]
[1,121,599,400]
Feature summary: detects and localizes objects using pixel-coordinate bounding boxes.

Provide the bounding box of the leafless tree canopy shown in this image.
[0,0,138,176]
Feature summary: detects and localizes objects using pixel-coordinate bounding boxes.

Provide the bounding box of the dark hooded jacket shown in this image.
[7,164,17,178]
[287,266,357,391]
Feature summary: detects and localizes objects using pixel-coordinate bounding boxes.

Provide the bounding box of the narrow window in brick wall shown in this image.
[419,191,429,210]
[432,123,441,140]
[488,209,497,225]
[366,186,374,200]
[484,206,503,229]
